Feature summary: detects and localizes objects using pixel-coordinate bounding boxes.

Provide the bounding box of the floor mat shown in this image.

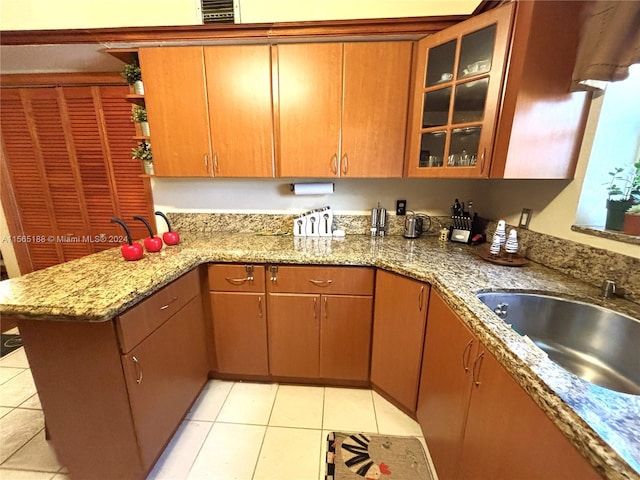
[1,334,22,357]
[326,432,432,480]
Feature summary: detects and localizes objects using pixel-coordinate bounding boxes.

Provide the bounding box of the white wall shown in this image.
[0,0,479,30]
[236,0,480,23]
[0,0,201,30]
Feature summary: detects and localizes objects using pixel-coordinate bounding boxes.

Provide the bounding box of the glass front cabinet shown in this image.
[407,3,514,178]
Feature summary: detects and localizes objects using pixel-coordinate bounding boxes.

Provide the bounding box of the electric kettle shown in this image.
[403,211,423,239]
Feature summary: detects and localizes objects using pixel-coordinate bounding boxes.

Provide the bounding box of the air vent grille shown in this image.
[202,0,234,23]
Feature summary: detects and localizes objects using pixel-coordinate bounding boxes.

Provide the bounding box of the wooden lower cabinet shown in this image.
[418,290,600,480]
[370,270,429,413]
[209,292,269,375]
[266,265,374,381]
[320,295,373,381]
[122,296,209,469]
[208,264,269,376]
[268,293,373,381]
[416,289,477,480]
[17,269,209,480]
[268,293,320,377]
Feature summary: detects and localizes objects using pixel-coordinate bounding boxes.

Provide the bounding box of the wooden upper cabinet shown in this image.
[407,4,513,178]
[406,1,589,179]
[342,42,412,178]
[276,43,343,178]
[203,45,274,177]
[138,47,212,177]
[276,41,412,178]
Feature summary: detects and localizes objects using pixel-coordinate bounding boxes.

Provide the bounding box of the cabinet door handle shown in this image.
[313,297,318,320]
[480,147,486,174]
[160,296,179,310]
[204,154,209,173]
[330,154,338,174]
[132,355,143,384]
[342,154,349,175]
[213,153,219,174]
[309,279,333,287]
[418,286,424,311]
[324,296,328,320]
[257,296,263,317]
[472,351,485,386]
[462,340,474,373]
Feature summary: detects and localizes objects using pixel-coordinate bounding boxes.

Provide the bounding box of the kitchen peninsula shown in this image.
[0,230,639,480]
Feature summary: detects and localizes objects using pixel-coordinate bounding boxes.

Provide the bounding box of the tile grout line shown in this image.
[211,380,236,423]
[0,426,59,472]
[250,383,279,480]
[184,380,235,480]
[183,419,215,480]
[370,389,380,434]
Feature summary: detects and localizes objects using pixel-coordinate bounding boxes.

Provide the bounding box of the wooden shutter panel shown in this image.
[1,83,155,273]
[1,89,63,270]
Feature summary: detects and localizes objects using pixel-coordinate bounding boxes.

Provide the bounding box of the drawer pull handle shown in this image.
[472,351,485,386]
[462,340,474,373]
[225,277,250,285]
[132,356,143,384]
[160,296,179,310]
[309,279,333,287]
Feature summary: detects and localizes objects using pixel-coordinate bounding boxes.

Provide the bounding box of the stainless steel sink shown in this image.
[476,292,640,395]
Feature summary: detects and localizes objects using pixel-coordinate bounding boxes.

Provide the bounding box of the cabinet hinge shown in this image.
[269,265,278,282]
[245,265,254,281]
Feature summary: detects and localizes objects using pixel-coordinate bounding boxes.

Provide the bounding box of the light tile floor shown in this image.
[0,337,437,480]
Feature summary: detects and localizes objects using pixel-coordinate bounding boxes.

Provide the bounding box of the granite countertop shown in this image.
[0,233,638,479]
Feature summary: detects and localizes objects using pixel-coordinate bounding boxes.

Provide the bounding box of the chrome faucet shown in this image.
[601,279,617,299]
[494,302,509,319]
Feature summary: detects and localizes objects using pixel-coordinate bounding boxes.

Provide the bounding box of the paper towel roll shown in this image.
[292,183,334,195]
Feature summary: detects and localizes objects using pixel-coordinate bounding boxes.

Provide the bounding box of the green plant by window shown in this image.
[131,106,147,123]
[121,62,142,85]
[605,161,640,201]
[131,141,152,162]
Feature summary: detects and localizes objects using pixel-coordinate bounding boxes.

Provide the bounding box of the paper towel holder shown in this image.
[289,182,335,195]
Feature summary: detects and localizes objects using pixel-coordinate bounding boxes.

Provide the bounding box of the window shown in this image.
[575,64,640,232]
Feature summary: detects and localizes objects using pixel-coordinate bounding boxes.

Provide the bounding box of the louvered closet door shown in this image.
[30,88,93,261]
[1,89,63,270]
[1,85,154,273]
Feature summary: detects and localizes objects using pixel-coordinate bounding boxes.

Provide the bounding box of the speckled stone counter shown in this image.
[0,233,639,480]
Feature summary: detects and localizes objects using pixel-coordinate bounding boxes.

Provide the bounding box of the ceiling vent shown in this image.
[201,0,234,23]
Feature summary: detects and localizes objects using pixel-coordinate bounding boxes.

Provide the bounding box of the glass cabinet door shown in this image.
[409,3,514,178]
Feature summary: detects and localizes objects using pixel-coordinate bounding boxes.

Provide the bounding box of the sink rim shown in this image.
[475,289,640,396]
[475,289,640,322]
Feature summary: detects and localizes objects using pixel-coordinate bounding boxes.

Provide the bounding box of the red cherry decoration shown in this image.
[121,242,144,261]
[110,218,144,261]
[133,216,163,252]
[155,211,180,245]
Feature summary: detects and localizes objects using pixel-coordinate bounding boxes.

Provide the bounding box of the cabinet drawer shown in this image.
[268,266,374,295]
[208,264,265,292]
[117,269,200,353]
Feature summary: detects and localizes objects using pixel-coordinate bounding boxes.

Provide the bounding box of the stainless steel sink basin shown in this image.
[477,292,640,395]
